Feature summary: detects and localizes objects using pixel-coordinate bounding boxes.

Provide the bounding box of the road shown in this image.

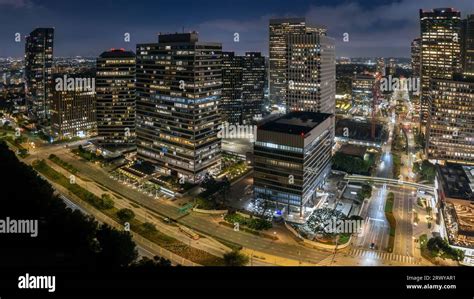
[354,184,390,251]
[24,144,331,265]
[227,172,253,210]
[399,94,418,182]
[349,181,422,265]
[375,91,397,179]
[390,187,415,257]
[49,161,231,258]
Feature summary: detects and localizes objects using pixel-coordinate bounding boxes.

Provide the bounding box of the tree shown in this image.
[357,183,372,201]
[412,162,421,174]
[142,222,157,234]
[223,250,249,266]
[252,198,270,218]
[220,176,231,205]
[332,152,372,175]
[96,224,138,268]
[100,194,115,210]
[426,236,465,261]
[131,256,172,270]
[18,148,28,157]
[117,208,135,223]
[0,141,148,272]
[414,160,436,183]
[200,173,216,190]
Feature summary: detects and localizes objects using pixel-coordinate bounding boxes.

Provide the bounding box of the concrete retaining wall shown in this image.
[283,222,352,251]
[192,208,228,215]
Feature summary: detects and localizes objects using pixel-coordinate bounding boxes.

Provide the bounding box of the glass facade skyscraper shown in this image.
[96,49,136,147]
[419,8,461,127]
[136,32,222,183]
[24,28,54,124]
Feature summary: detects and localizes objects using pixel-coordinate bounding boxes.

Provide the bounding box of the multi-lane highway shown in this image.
[354,184,390,251]
[390,187,415,257]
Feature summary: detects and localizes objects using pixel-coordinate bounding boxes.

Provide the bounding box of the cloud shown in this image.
[0,0,32,8]
[303,0,473,57]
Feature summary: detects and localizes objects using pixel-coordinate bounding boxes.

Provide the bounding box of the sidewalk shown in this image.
[241,248,315,266]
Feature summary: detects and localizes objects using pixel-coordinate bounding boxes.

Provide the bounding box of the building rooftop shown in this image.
[335,117,388,143]
[158,32,199,43]
[269,17,306,24]
[258,111,332,136]
[437,163,474,201]
[99,49,135,58]
[420,8,460,14]
[353,74,375,80]
[338,144,367,159]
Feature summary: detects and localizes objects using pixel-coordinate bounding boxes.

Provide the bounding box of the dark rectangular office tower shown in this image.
[96,49,136,147]
[221,52,243,124]
[254,111,334,220]
[411,38,421,78]
[220,52,265,124]
[242,52,265,124]
[136,32,222,183]
[419,8,461,128]
[461,14,474,75]
[24,28,54,124]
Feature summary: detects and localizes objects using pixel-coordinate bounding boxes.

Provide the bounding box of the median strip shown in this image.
[32,159,225,266]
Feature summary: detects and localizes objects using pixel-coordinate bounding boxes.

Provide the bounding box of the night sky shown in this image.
[0,0,472,58]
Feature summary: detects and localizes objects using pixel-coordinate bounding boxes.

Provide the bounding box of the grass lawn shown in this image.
[384,192,396,252]
[48,154,78,174]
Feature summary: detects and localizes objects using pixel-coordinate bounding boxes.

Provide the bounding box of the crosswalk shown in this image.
[349,248,420,265]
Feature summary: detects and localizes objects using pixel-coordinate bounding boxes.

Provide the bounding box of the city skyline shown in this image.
[1,3,474,297]
[1,0,474,58]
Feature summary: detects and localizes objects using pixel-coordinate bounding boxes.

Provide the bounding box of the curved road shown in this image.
[25,145,331,265]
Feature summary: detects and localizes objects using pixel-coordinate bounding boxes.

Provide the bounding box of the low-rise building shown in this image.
[436,163,474,266]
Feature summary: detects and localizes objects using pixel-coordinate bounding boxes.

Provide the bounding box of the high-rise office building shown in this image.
[461,14,474,75]
[352,74,374,114]
[51,73,96,140]
[286,31,335,113]
[242,52,265,124]
[24,28,54,123]
[136,32,222,183]
[411,38,422,78]
[221,52,243,124]
[376,57,385,76]
[96,49,136,147]
[253,111,334,219]
[419,8,461,127]
[426,74,474,164]
[220,52,265,124]
[388,58,396,76]
[269,18,321,106]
